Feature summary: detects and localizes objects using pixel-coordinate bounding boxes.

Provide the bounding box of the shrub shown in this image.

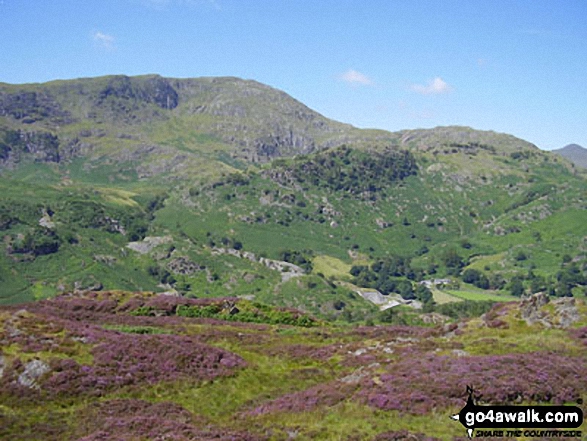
[462,269,490,289]
[509,278,525,296]
[434,300,496,319]
[441,248,465,275]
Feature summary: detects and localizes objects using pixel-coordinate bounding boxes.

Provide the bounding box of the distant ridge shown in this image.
[552,144,587,168]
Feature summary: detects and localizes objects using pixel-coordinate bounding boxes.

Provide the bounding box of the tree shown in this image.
[12,228,60,256]
[463,269,481,284]
[530,276,546,294]
[555,282,573,297]
[441,248,464,276]
[509,278,525,297]
[350,265,367,277]
[515,250,528,261]
[488,273,506,290]
[415,284,433,305]
[397,280,415,300]
[462,269,490,289]
[379,279,396,295]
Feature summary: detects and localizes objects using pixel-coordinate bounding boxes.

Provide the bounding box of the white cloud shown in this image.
[93,31,115,50]
[411,77,452,95]
[340,69,373,86]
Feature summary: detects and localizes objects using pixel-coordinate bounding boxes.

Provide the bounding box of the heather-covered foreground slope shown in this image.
[2,291,587,440]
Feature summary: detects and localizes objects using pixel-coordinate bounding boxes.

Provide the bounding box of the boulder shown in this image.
[18,359,51,389]
[520,292,550,326]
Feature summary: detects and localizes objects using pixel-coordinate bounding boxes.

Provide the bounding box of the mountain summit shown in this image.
[552,143,587,168]
[0,75,387,174]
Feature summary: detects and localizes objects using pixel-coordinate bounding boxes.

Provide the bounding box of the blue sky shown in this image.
[0,0,585,150]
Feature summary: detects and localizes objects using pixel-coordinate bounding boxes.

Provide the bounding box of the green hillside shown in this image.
[0,75,586,321]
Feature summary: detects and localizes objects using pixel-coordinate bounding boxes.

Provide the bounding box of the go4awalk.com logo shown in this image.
[451,386,584,438]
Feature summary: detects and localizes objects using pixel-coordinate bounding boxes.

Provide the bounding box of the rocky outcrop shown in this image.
[259,257,305,282]
[167,256,203,275]
[519,292,580,328]
[520,292,550,326]
[0,129,60,164]
[74,278,103,292]
[95,75,179,111]
[0,89,72,124]
[126,236,173,255]
[551,297,580,328]
[253,130,316,160]
[375,218,392,229]
[212,247,305,282]
[18,359,51,389]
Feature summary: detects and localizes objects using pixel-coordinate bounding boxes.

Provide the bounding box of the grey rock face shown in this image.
[96,75,179,110]
[0,130,60,164]
[0,90,71,124]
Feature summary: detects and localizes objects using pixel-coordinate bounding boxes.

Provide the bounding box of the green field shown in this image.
[444,288,518,302]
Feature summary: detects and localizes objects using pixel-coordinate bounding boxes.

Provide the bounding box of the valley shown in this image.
[0,74,586,440]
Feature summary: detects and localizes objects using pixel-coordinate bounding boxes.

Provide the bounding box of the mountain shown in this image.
[0,75,390,180]
[0,75,586,315]
[552,143,587,168]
